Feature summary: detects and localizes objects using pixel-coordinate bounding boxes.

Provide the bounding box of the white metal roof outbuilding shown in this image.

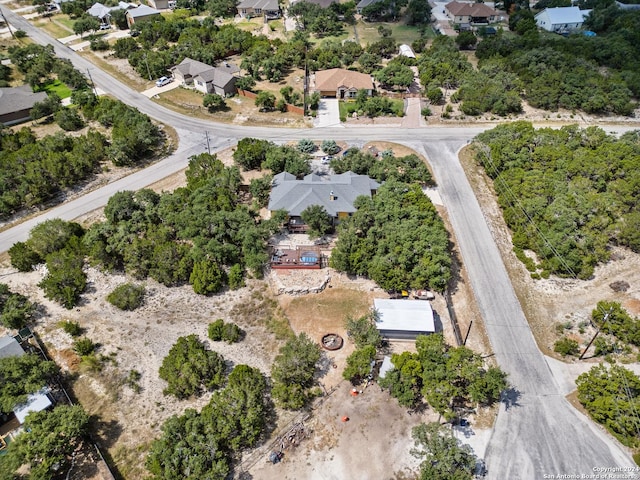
[373,299,435,340]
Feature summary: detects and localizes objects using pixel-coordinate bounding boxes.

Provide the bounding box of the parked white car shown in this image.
[99,23,111,30]
[155,76,173,87]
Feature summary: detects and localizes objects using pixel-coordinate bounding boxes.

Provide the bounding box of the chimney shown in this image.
[329,190,335,201]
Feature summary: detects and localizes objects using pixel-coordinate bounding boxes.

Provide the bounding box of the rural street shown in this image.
[2,7,639,478]
[413,141,637,478]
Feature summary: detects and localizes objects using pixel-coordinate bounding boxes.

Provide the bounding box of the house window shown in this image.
[255,8,261,13]
[197,81,203,86]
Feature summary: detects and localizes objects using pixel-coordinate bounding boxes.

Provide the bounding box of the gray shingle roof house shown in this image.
[237,0,280,18]
[0,85,48,126]
[356,0,383,14]
[268,171,380,231]
[125,4,161,27]
[170,58,240,96]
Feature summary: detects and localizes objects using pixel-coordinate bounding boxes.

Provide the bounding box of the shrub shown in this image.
[297,139,316,153]
[107,283,145,310]
[90,38,109,51]
[208,319,244,344]
[73,337,96,356]
[421,107,431,118]
[228,264,245,290]
[554,337,579,357]
[55,108,85,131]
[321,140,340,155]
[60,320,82,337]
[8,242,42,272]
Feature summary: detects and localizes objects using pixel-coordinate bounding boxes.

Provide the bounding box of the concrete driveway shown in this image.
[315,98,342,128]
[142,79,180,98]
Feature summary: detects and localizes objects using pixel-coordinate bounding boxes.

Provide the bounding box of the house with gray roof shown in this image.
[170,58,240,96]
[535,6,589,33]
[356,0,383,14]
[0,85,48,126]
[268,171,380,232]
[237,0,280,19]
[125,4,161,28]
[86,2,131,23]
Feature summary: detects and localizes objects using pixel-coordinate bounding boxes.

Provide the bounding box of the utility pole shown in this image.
[579,307,612,360]
[86,68,98,96]
[0,6,15,39]
[143,54,152,81]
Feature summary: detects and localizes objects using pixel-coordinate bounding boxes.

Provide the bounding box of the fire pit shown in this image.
[321,333,344,351]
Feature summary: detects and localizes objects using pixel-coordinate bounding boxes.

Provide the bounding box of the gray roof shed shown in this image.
[0,335,25,359]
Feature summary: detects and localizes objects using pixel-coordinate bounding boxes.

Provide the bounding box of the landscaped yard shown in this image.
[38,79,72,98]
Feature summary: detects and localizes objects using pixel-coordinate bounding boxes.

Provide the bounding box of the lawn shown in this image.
[31,16,74,38]
[354,19,426,46]
[38,79,72,99]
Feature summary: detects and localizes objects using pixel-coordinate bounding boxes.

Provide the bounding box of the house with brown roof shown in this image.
[313,68,374,99]
[170,58,240,96]
[0,85,48,126]
[445,1,498,25]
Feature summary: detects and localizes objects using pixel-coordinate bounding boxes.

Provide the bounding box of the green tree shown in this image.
[233,137,272,171]
[343,345,376,383]
[374,62,415,90]
[577,364,640,447]
[255,91,276,111]
[30,94,61,122]
[0,283,35,330]
[26,219,85,258]
[271,333,321,409]
[0,354,59,412]
[228,263,245,289]
[73,15,100,36]
[345,312,382,349]
[554,337,580,356]
[1,405,89,479]
[38,248,87,309]
[73,337,96,356]
[159,334,226,399]
[411,422,477,480]
[146,408,231,480]
[300,205,333,238]
[203,93,226,112]
[235,75,256,92]
[321,140,340,155]
[297,138,317,153]
[55,107,84,131]
[8,242,42,272]
[455,31,477,50]
[208,318,244,344]
[190,260,227,295]
[107,283,145,310]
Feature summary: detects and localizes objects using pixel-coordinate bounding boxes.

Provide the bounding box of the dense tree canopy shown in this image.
[0,354,59,413]
[0,283,35,330]
[271,333,321,409]
[576,364,640,447]
[159,334,226,399]
[475,122,640,278]
[85,153,284,290]
[0,405,90,480]
[330,181,451,292]
[147,364,270,479]
[592,300,640,346]
[380,334,508,418]
[411,422,477,480]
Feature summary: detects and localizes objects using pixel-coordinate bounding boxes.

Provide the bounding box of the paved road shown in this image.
[2,7,639,478]
[414,140,636,478]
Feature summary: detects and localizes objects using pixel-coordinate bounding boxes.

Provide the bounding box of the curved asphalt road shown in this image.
[2,8,638,478]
